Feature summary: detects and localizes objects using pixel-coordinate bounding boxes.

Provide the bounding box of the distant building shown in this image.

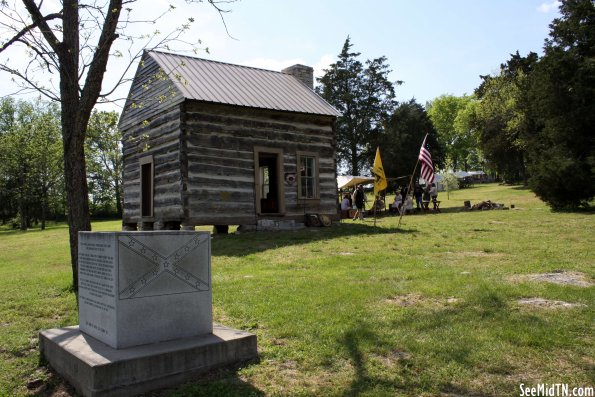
[119,50,341,231]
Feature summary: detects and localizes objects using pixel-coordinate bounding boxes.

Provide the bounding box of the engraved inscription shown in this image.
[85,320,108,335]
[79,240,116,322]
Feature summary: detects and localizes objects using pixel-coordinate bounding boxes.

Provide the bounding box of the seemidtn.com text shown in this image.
[519,384,594,397]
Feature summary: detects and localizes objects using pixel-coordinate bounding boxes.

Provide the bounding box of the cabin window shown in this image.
[297,152,319,199]
[140,156,154,217]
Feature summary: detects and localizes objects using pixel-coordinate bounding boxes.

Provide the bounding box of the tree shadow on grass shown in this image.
[337,299,512,396]
[550,206,595,214]
[338,320,479,396]
[511,185,531,191]
[211,222,416,258]
[420,206,466,215]
[339,322,408,396]
[0,223,67,236]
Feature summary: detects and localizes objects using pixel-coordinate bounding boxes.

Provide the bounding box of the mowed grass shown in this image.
[0,184,593,396]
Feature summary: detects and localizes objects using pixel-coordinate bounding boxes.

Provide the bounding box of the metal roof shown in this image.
[148,50,341,117]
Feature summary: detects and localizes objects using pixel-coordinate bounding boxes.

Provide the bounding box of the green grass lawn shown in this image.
[0,184,593,396]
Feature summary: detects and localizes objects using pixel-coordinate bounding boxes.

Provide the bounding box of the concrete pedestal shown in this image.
[39,324,257,397]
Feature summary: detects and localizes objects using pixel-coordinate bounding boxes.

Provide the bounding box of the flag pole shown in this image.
[397,134,428,229]
[372,147,387,229]
[397,160,419,228]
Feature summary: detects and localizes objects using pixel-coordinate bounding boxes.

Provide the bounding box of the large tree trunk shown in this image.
[61,0,90,295]
[18,168,27,231]
[350,144,359,176]
[18,199,27,231]
[520,153,528,186]
[62,114,92,294]
[41,186,47,231]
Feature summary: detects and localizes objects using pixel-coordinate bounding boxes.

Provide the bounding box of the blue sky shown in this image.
[0,0,562,110]
[211,0,561,104]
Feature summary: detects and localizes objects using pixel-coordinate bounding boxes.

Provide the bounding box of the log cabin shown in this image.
[119,50,341,231]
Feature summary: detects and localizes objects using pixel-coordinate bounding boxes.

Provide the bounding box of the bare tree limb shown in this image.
[21,0,63,56]
[79,0,123,127]
[0,13,62,54]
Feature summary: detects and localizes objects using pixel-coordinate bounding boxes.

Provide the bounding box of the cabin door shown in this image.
[254,148,284,214]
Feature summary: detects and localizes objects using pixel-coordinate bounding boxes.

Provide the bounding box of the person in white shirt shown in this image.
[341,194,351,211]
[391,194,402,213]
[400,196,413,215]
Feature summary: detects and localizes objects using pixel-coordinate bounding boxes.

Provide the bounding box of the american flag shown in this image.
[419,135,435,184]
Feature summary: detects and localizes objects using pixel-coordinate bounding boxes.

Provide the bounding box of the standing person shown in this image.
[429,182,438,209]
[422,184,431,210]
[414,183,423,211]
[352,184,366,220]
[400,185,408,202]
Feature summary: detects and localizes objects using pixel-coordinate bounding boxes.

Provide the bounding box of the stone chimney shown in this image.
[282,64,314,89]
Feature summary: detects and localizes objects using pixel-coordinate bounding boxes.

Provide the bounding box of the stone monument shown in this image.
[78,231,212,348]
[39,231,257,397]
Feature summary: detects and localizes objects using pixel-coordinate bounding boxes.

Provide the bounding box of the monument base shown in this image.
[39,324,258,397]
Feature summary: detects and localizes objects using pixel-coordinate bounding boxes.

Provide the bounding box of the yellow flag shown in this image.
[372,147,387,195]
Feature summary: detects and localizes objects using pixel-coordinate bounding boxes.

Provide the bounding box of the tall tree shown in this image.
[86,111,123,218]
[453,98,483,171]
[0,98,18,224]
[380,99,443,182]
[426,94,476,171]
[0,0,232,292]
[473,51,539,184]
[0,98,63,229]
[29,102,63,230]
[527,0,595,208]
[0,100,37,230]
[317,37,398,175]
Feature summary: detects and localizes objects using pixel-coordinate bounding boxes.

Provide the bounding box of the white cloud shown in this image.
[239,54,335,85]
[241,57,307,72]
[537,0,561,13]
[313,54,335,79]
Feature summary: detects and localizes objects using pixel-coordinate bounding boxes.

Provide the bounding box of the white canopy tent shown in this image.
[337,175,374,190]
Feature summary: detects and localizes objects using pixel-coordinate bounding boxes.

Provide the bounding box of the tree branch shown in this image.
[0,64,60,101]
[186,0,237,40]
[20,0,63,55]
[78,0,123,126]
[0,11,62,54]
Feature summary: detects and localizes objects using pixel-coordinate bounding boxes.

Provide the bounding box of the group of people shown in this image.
[340,182,440,220]
[393,182,439,212]
[409,182,439,211]
[340,184,367,220]
[390,188,413,215]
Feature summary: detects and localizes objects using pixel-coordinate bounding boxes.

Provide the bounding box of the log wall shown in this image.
[119,53,185,131]
[181,102,338,226]
[122,98,338,226]
[121,104,183,224]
